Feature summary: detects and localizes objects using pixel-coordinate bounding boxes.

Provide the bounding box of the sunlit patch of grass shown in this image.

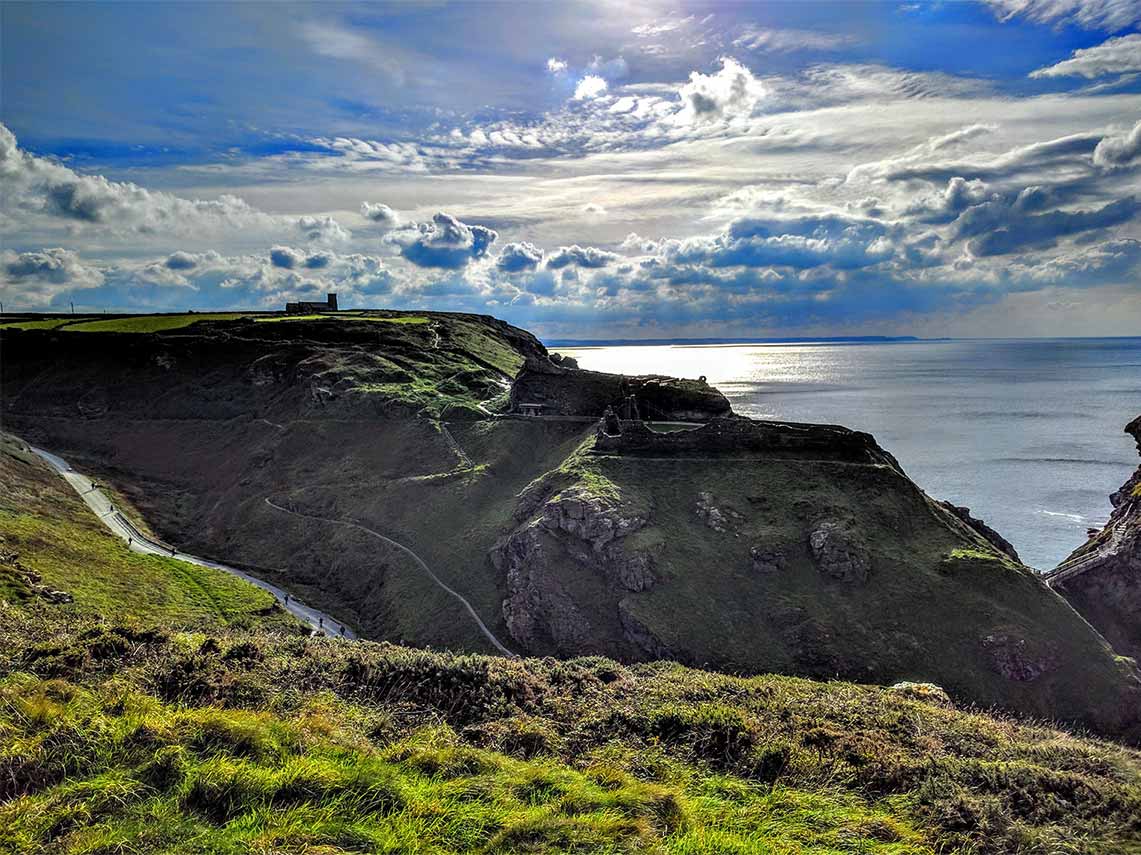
[254,314,429,325]
[0,318,84,331]
[61,314,255,333]
[0,674,946,854]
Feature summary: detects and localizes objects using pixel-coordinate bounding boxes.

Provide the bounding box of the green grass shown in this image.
[0,673,936,854]
[0,437,298,633]
[1,622,1138,854]
[0,318,86,331]
[254,313,429,325]
[61,314,255,334]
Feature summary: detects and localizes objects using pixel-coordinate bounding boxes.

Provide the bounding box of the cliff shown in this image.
[1049,415,1141,660]
[3,312,1140,742]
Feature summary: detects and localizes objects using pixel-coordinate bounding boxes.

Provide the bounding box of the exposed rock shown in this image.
[1049,414,1141,659]
[549,353,579,370]
[981,633,1057,682]
[749,546,785,574]
[809,521,870,583]
[497,522,596,652]
[888,681,953,707]
[510,367,731,420]
[495,486,657,654]
[938,501,1020,562]
[618,598,675,660]
[695,491,729,532]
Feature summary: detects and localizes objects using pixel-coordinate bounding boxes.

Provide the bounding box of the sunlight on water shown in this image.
[558,339,1141,571]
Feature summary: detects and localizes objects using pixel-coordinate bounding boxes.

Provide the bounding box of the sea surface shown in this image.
[557,338,1141,571]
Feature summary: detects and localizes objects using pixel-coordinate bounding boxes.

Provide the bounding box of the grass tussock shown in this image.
[1,611,1139,854]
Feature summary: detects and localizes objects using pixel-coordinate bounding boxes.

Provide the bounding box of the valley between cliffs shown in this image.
[3,310,1139,742]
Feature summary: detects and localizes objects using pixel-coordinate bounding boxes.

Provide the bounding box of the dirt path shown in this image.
[27,444,355,639]
[264,497,517,657]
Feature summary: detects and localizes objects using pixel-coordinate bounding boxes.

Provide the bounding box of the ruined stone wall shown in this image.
[594,417,893,465]
[510,368,731,421]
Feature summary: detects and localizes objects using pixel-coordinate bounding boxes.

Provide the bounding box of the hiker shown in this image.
[284,593,290,605]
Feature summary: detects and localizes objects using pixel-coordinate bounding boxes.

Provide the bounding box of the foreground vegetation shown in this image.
[2,611,1139,854]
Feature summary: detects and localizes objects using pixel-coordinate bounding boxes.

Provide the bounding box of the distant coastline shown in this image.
[546,335,925,347]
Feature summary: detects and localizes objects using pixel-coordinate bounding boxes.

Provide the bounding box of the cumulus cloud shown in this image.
[0,123,273,236]
[1,247,105,306]
[906,177,995,222]
[497,241,544,272]
[1031,34,1141,79]
[953,195,1140,256]
[389,212,498,269]
[573,75,609,100]
[1093,119,1141,168]
[664,211,895,271]
[677,58,764,122]
[296,215,351,244]
[546,57,568,74]
[360,201,400,228]
[545,244,621,269]
[165,250,199,270]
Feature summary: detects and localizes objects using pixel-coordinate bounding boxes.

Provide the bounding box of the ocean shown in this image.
[556,337,1141,571]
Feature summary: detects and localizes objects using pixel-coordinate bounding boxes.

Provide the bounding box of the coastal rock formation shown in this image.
[809,520,870,584]
[493,485,657,655]
[5,314,1141,743]
[1049,414,1141,659]
[510,365,731,420]
[937,502,1021,562]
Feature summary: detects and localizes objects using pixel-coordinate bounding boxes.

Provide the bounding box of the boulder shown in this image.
[809,521,870,583]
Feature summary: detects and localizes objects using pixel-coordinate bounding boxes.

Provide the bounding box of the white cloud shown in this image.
[733,27,855,53]
[632,16,694,37]
[984,0,1141,31]
[1093,119,1141,168]
[296,215,352,244]
[1,247,105,306]
[1031,34,1141,78]
[676,57,764,123]
[0,123,275,237]
[361,201,400,228]
[297,21,405,84]
[547,57,568,74]
[574,75,609,100]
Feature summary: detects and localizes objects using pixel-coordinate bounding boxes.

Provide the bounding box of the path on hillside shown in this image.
[28,444,355,639]
[264,497,517,657]
[1047,500,1137,586]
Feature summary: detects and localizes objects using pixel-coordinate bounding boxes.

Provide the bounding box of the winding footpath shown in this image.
[28,445,355,639]
[264,497,517,657]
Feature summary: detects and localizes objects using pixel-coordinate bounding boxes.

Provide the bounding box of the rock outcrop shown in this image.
[809,520,870,584]
[510,366,731,421]
[1049,414,1141,660]
[937,502,1021,563]
[493,486,657,655]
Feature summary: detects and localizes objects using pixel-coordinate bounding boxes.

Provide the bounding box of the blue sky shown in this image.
[2,0,1139,338]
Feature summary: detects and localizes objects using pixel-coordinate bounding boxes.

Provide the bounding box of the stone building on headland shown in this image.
[286,293,338,314]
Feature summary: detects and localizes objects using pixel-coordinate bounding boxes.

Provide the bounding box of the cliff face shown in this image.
[3,315,1140,742]
[1050,415,1141,660]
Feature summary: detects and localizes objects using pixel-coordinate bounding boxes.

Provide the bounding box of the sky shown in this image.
[1,0,1140,339]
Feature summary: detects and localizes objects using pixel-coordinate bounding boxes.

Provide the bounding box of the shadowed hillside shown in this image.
[2,310,1140,743]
